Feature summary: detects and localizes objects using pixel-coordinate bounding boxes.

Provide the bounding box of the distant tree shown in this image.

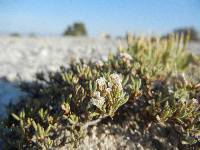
[63,22,87,36]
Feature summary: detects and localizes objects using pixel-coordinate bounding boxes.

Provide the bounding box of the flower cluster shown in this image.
[96,77,107,91]
[94,60,104,68]
[109,73,123,91]
[91,91,105,109]
[90,73,127,117]
[192,98,199,105]
[117,52,133,65]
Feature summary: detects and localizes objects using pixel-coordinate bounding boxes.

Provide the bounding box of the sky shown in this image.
[0,0,200,36]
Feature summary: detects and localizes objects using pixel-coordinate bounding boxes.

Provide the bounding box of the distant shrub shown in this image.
[10,33,21,37]
[163,27,199,42]
[173,27,199,41]
[63,22,87,36]
[28,33,37,38]
[99,32,111,39]
[0,35,200,149]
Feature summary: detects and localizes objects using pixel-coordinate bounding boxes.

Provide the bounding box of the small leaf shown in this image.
[12,113,21,121]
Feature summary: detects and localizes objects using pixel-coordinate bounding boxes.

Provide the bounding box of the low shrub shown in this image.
[1,34,200,149]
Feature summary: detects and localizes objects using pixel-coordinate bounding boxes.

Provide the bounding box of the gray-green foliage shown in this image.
[1,34,200,149]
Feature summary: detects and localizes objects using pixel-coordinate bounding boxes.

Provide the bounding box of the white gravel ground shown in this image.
[0,36,126,117]
[0,36,126,81]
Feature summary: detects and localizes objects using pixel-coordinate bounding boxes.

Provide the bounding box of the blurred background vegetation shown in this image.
[63,22,87,36]
[162,27,200,42]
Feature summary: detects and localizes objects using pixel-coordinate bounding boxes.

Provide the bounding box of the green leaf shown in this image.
[11,113,21,121]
